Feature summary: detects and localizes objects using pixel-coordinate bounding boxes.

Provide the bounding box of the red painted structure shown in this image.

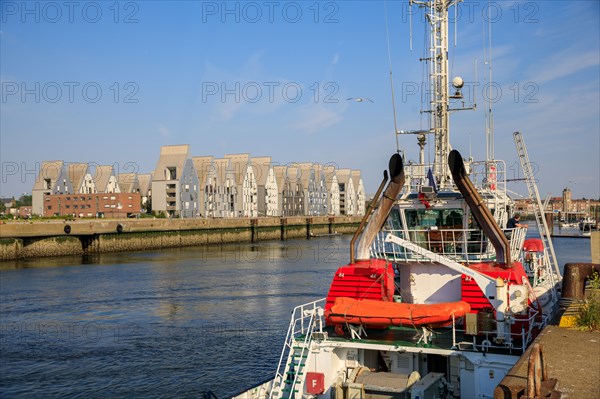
[324,258,394,315]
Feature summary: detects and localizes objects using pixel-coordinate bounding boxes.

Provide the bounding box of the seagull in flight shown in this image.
[347,97,374,103]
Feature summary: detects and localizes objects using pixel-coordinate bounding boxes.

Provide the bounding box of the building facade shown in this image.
[43,193,141,218]
[151,145,199,218]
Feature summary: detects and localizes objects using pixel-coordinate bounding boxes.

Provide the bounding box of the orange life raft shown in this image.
[326,297,471,328]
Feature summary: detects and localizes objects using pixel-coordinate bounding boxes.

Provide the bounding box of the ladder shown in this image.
[270,300,323,399]
[513,132,561,280]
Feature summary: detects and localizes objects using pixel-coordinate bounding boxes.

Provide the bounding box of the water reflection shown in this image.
[0,237,349,398]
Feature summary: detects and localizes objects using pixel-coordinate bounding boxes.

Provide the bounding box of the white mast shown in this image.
[412,0,462,189]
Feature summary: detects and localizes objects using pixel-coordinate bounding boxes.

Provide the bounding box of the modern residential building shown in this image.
[213,158,232,217]
[94,165,121,194]
[28,147,363,219]
[312,163,328,216]
[324,165,340,216]
[32,160,66,215]
[192,156,214,217]
[280,164,304,216]
[351,170,366,216]
[336,169,356,216]
[137,173,152,210]
[252,157,279,217]
[69,163,95,194]
[151,145,199,218]
[118,173,141,194]
[224,154,258,218]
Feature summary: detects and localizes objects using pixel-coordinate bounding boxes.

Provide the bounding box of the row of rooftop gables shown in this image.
[31,145,366,218]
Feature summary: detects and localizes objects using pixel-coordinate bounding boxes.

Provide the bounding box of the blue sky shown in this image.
[1,0,599,200]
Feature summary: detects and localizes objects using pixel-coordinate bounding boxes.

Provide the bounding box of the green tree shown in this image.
[15,195,32,208]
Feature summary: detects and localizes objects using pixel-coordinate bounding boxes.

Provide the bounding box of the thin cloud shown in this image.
[157,124,172,138]
[290,105,344,134]
[528,48,599,84]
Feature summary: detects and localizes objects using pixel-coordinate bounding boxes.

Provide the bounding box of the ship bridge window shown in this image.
[384,208,403,230]
[405,208,464,229]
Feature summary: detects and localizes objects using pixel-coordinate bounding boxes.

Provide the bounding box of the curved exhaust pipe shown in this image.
[354,153,405,262]
[350,170,388,264]
[448,150,511,267]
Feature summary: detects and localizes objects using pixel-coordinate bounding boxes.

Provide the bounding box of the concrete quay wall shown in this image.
[0,216,360,261]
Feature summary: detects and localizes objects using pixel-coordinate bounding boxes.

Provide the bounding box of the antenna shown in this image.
[409,0,413,51]
[384,0,401,153]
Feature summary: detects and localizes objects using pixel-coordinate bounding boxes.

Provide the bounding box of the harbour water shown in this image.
[0,231,591,398]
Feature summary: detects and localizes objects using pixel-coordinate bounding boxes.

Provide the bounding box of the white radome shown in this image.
[452,76,464,88]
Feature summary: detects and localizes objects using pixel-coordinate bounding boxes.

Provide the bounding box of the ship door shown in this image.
[426,354,448,377]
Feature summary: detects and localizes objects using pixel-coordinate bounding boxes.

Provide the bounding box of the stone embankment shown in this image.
[0,216,361,261]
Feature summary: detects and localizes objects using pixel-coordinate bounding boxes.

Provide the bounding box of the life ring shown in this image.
[64,225,71,234]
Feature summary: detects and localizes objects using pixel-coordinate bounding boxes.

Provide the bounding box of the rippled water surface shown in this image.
[0,230,592,398]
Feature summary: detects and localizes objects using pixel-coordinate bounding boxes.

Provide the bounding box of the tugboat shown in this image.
[235,1,561,398]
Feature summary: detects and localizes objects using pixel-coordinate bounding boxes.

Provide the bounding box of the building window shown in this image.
[166,167,177,180]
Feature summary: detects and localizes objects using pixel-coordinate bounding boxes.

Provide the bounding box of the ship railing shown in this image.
[451,308,540,354]
[504,227,528,262]
[371,226,527,264]
[270,298,325,399]
[371,227,494,263]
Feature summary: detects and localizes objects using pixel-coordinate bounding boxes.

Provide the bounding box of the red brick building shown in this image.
[18,206,32,218]
[43,193,141,218]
